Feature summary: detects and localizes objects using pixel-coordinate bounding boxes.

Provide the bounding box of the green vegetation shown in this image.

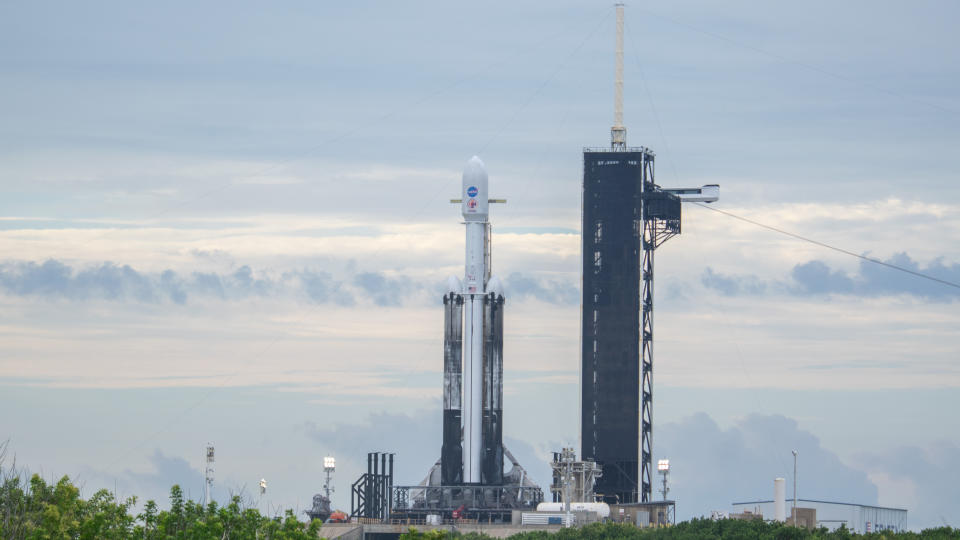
[400,520,960,540]
[0,471,320,539]
[3,464,957,540]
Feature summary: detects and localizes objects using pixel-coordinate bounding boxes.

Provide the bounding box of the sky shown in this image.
[1,0,959,531]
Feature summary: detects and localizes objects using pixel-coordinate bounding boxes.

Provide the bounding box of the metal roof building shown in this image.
[732,498,907,534]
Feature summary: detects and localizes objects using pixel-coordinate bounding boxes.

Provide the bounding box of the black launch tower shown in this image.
[581,149,644,504]
[581,146,684,505]
[579,2,717,505]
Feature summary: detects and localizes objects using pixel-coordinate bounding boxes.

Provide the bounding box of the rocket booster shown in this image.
[461,156,488,483]
[441,278,464,485]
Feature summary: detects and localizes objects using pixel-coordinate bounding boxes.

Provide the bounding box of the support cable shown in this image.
[623,20,680,184]
[95,7,612,473]
[692,202,960,291]
[637,8,957,116]
[479,7,613,155]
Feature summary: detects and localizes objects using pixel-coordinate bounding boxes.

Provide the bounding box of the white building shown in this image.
[731,499,907,534]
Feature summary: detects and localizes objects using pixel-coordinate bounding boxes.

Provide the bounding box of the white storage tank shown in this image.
[774,478,787,522]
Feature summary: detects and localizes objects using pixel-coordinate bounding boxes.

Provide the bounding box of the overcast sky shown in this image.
[1,0,958,531]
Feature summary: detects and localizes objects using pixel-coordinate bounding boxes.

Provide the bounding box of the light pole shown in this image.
[657,460,670,501]
[792,450,798,527]
[323,456,336,501]
[657,459,671,526]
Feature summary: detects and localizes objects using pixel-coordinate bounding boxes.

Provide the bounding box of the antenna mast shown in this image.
[611,3,626,151]
[204,444,215,505]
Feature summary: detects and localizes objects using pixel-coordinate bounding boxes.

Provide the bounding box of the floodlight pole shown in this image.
[323,456,336,501]
[658,461,670,502]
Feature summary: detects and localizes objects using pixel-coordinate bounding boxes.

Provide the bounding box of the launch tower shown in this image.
[581,3,718,504]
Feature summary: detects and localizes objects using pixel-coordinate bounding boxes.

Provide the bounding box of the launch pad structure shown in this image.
[353,3,717,524]
[581,3,718,504]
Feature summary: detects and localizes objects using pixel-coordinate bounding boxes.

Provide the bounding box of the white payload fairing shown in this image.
[441,156,505,485]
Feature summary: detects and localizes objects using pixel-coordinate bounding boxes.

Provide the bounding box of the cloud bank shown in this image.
[855,441,960,530]
[303,410,956,529]
[0,259,580,307]
[302,407,552,494]
[658,413,877,521]
[702,252,960,300]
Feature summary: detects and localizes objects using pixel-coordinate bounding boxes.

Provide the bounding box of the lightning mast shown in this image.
[204,444,215,505]
[611,3,626,151]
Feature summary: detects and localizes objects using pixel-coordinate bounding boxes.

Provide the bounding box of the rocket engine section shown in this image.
[440,156,506,486]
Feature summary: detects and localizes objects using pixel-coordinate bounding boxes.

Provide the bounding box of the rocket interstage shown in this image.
[441,156,505,486]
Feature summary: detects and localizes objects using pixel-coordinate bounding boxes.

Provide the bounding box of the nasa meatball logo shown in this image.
[467,199,478,210]
[467,186,478,198]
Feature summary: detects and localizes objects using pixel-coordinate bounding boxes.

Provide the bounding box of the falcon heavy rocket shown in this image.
[441,156,504,486]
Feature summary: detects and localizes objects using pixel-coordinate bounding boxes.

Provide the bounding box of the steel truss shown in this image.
[639,153,680,502]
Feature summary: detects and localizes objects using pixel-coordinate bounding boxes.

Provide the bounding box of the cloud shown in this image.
[302,408,443,488]
[124,450,211,503]
[0,259,585,308]
[302,410,900,526]
[285,269,354,306]
[352,272,421,307]
[0,259,354,306]
[854,254,960,299]
[301,408,553,497]
[505,272,579,305]
[75,450,227,509]
[855,441,960,530]
[701,267,768,296]
[790,260,855,294]
[657,413,877,521]
[791,254,960,299]
[0,260,160,302]
[701,252,960,300]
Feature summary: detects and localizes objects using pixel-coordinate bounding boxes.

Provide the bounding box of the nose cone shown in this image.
[465,155,485,174]
[461,156,489,221]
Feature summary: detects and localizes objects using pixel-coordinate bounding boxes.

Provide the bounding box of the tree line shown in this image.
[0,470,321,539]
[400,518,959,540]
[3,465,957,540]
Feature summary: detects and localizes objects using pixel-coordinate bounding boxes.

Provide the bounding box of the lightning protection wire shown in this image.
[478,6,613,155]
[102,6,617,474]
[692,202,960,291]
[40,3,613,251]
[637,8,957,116]
[623,18,681,186]
[622,9,958,291]
[623,17,795,466]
